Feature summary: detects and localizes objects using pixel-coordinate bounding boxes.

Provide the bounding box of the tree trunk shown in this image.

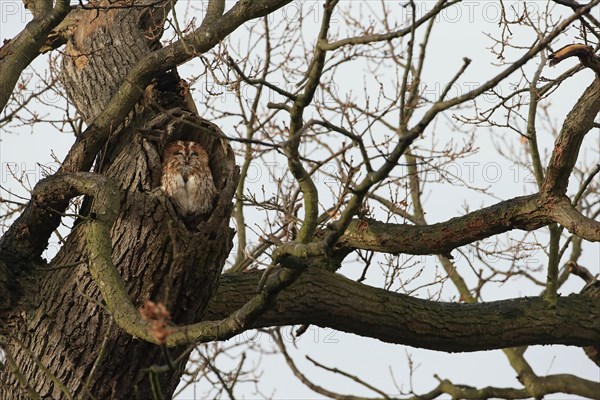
[0,4,237,399]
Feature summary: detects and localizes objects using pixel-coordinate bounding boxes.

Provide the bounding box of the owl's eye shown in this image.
[175,151,184,156]
[191,152,198,157]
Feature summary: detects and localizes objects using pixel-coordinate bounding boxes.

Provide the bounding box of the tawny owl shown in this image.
[161,141,217,216]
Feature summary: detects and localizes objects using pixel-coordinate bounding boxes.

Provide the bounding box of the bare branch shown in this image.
[319,0,459,51]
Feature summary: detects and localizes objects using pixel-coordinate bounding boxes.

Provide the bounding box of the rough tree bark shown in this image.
[1,3,238,399]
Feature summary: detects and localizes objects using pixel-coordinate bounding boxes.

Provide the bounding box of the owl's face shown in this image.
[163,141,208,166]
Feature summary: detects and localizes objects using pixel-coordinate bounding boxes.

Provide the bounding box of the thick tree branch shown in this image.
[549,44,600,74]
[200,0,226,30]
[541,78,600,197]
[547,197,600,241]
[0,0,70,111]
[410,379,529,400]
[412,373,599,400]
[206,269,600,351]
[337,194,549,256]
